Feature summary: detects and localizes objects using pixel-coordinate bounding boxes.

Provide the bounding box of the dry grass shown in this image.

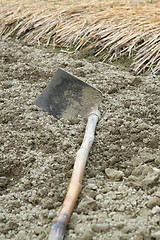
[0,0,160,74]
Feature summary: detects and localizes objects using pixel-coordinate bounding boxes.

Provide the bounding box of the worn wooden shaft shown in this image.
[48,110,100,240]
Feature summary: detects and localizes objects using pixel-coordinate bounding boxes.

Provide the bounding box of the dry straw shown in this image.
[0,0,160,74]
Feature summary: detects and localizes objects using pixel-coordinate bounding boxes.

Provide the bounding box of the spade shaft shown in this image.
[48,110,100,240]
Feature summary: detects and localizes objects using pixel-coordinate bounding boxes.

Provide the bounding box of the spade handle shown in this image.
[48,110,100,240]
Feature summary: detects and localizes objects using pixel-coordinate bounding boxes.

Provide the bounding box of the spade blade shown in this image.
[34,68,102,119]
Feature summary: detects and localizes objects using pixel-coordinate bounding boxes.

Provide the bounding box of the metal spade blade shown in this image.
[34,68,102,119]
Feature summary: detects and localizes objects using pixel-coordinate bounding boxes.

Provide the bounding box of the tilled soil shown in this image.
[0,39,160,240]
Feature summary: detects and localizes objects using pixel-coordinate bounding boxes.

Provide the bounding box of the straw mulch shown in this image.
[0,0,160,74]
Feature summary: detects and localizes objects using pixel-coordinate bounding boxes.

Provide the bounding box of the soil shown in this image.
[0,39,160,240]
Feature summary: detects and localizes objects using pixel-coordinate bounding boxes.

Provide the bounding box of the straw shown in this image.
[0,0,160,74]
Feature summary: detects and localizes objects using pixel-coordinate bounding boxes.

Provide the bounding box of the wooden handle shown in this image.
[48,110,100,240]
